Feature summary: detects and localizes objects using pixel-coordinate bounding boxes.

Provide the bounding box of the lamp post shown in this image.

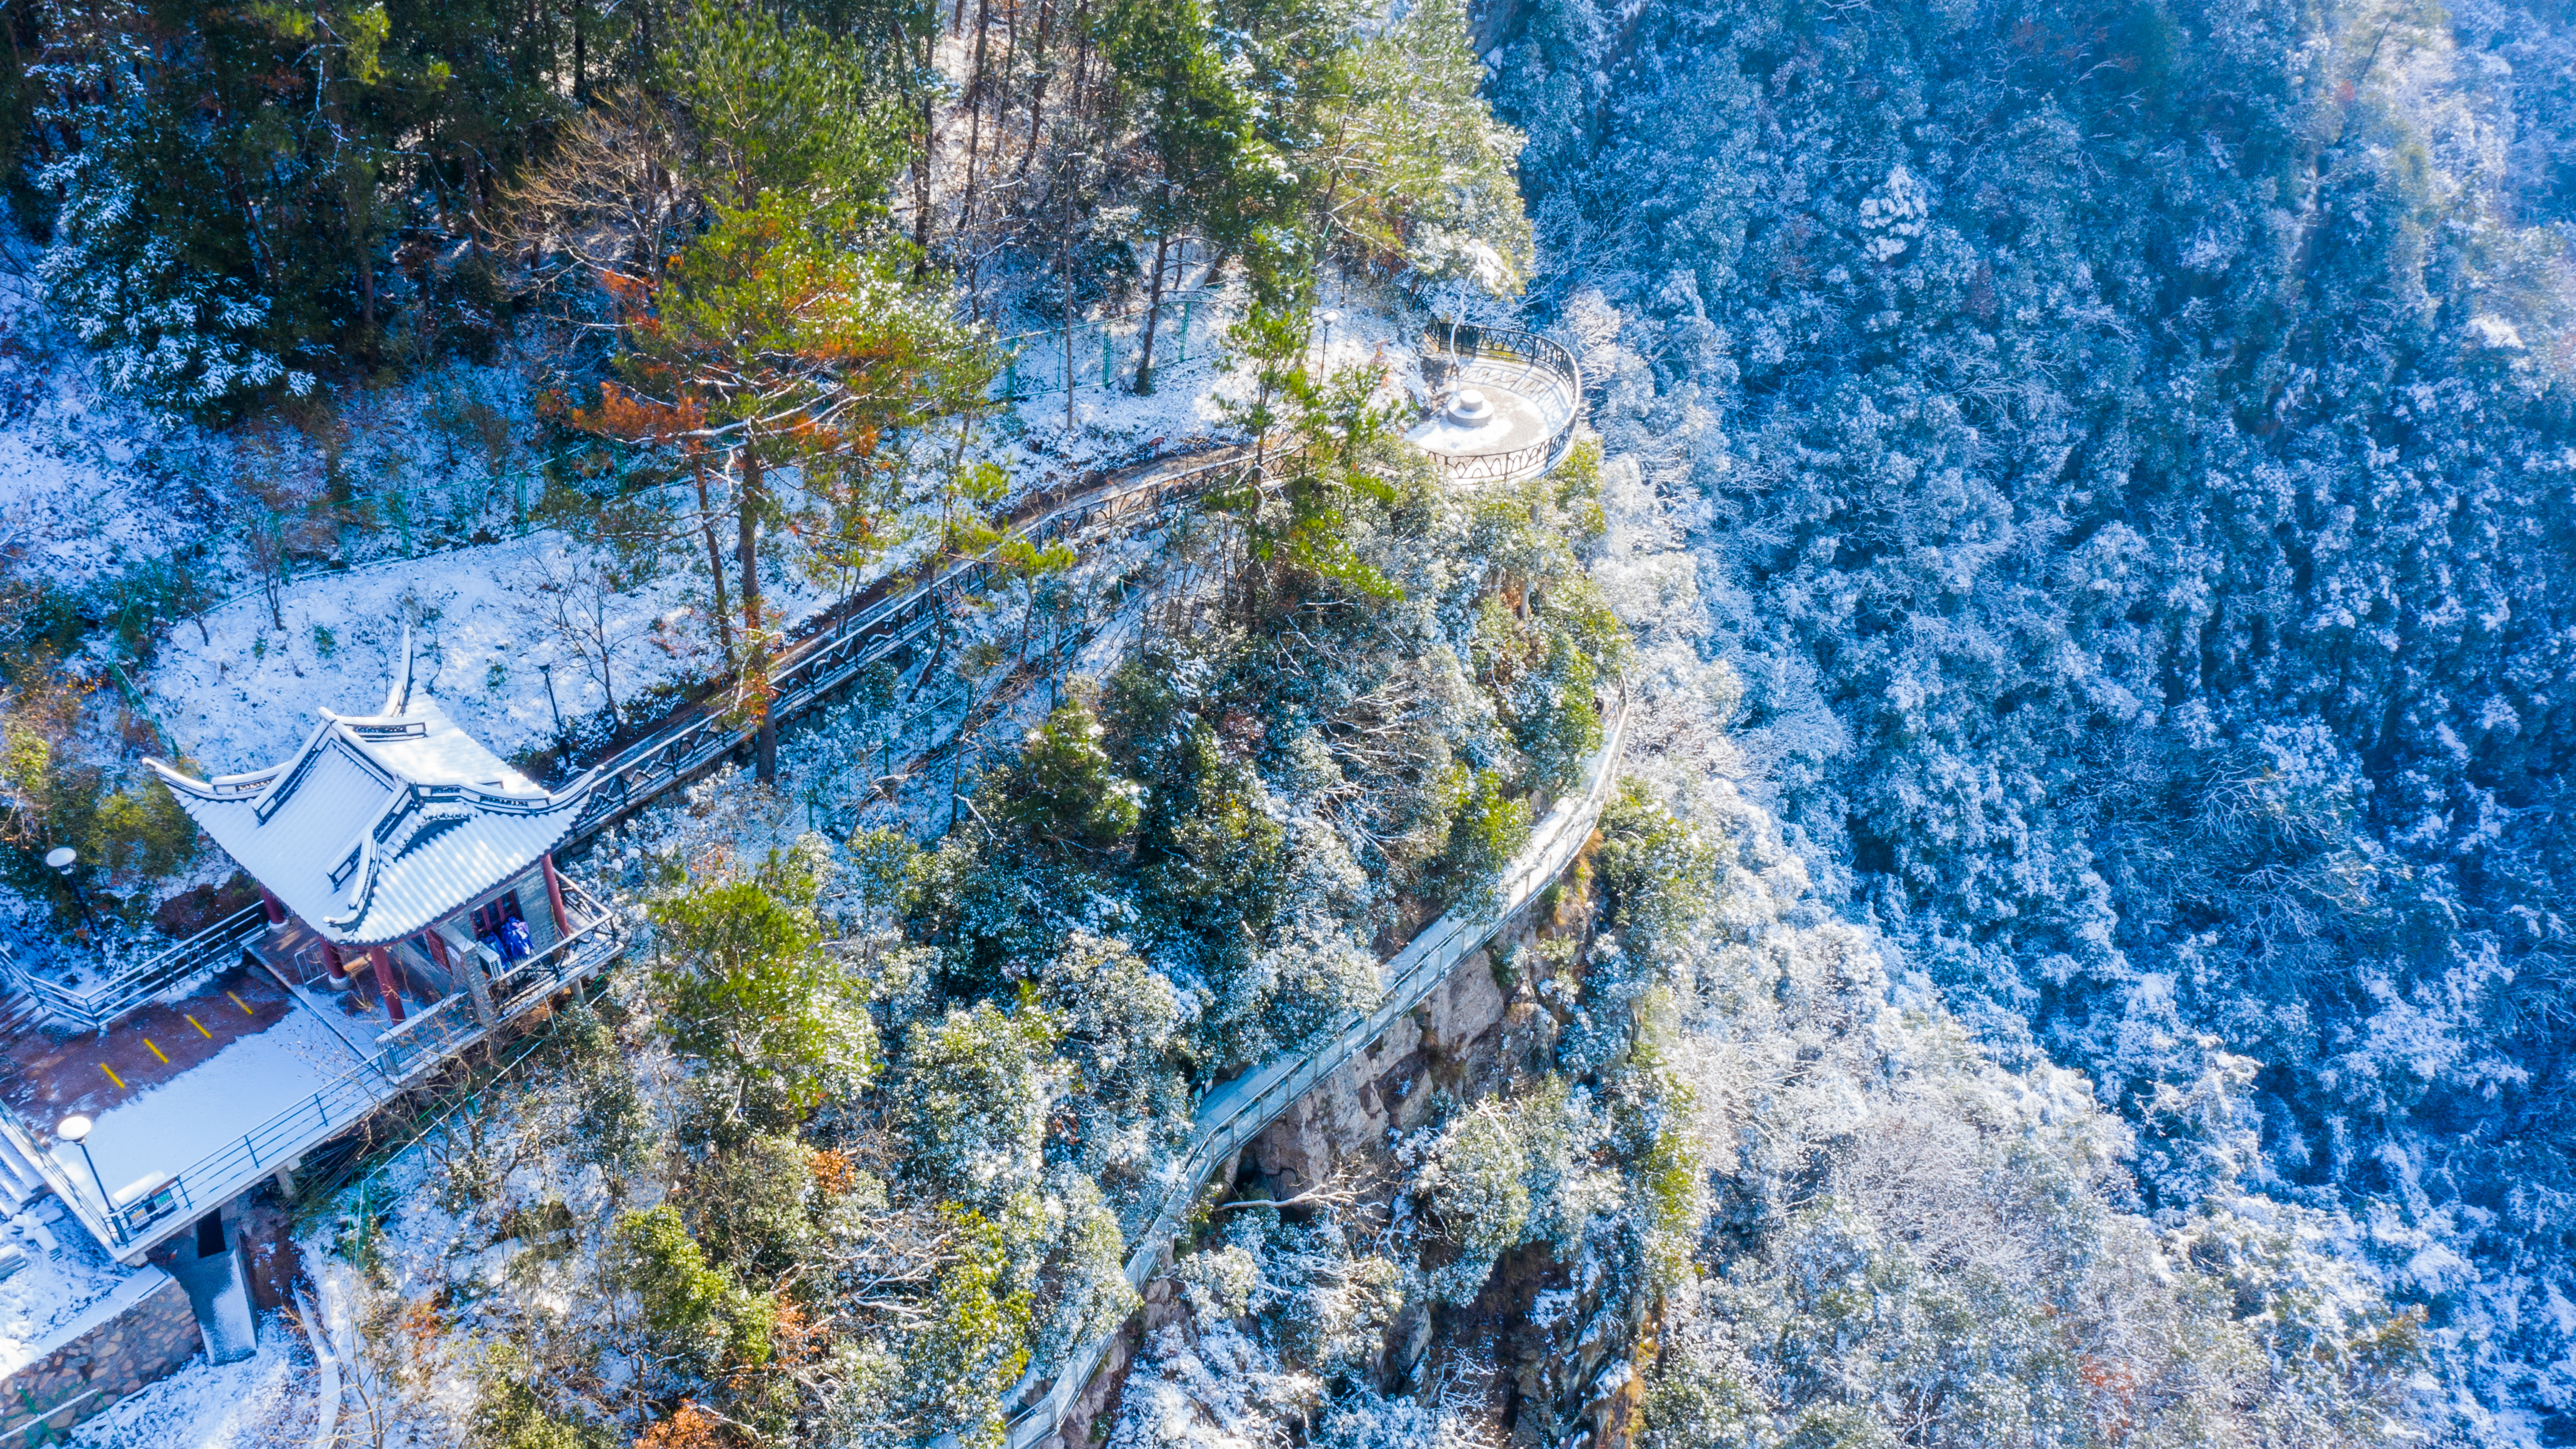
[45,846,89,931]
[57,1114,109,1217]
[538,662,564,735]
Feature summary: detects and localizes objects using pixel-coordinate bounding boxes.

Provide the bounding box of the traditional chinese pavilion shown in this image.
[144,634,592,1028]
[0,634,620,1280]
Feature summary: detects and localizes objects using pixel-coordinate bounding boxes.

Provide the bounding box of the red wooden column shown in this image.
[258,887,286,925]
[368,947,405,1023]
[540,853,572,940]
[320,940,349,981]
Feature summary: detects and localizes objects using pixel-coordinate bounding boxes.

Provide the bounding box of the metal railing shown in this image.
[0,903,269,1035]
[558,443,1269,847]
[1417,324,1585,486]
[999,699,1629,1447]
[37,883,626,1261]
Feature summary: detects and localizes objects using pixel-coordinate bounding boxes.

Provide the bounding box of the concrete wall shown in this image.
[0,1267,202,1444]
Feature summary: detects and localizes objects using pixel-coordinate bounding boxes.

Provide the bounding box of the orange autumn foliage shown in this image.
[636,1401,727,1449]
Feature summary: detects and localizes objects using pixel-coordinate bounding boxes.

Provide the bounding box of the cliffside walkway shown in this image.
[0,322,1590,1272]
[1000,703,1629,1448]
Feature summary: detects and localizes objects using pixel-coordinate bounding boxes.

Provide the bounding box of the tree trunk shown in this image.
[738,452,777,784]
[1069,0,1093,124]
[593,598,620,719]
[911,42,938,271]
[1134,229,1172,392]
[958,0,996,245]
[1013,0,1056,181]
[346,165,379,364]
[1062,229,1078,433]
[692,456,734,661]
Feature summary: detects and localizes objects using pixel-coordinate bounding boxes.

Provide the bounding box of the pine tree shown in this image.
[576,192,989,781]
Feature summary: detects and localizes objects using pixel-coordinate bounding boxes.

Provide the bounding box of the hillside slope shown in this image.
[1496,0,2576,1435]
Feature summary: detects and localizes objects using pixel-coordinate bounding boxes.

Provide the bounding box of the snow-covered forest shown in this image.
[1,0,2573,1444]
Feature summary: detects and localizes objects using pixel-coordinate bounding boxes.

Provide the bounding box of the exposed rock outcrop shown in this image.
[1056,854,1664,1449]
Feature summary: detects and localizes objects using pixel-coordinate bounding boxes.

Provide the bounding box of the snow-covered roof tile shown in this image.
[144,632,590,946]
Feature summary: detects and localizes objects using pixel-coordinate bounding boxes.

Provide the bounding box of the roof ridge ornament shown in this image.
[382,619,417,716]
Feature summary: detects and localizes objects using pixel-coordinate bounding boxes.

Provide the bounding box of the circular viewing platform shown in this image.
[1407,325,1583,486]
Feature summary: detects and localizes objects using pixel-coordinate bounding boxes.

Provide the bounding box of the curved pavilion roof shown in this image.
[145,632,588,948]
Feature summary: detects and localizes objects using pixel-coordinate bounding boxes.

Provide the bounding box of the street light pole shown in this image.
[57,1115,111,1221]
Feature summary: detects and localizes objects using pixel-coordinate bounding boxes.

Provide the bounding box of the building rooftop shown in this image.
[144,632,590,948]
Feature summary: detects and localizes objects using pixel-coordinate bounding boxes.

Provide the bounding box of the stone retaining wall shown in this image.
[0,1268,202,1444]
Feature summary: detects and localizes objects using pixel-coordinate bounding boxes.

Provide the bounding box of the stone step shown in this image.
[0,1131,53,1212]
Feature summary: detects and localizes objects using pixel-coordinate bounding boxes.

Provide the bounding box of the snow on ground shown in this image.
[70,1312,314,1449]
[52,1010,371,1198]
[0,1200,131,1370]
[1109,1319,1321,1449]
[0,266,185,588]
[142,528,834,777]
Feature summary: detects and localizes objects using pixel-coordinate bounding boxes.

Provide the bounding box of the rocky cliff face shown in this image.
[1059,851,1655,1449]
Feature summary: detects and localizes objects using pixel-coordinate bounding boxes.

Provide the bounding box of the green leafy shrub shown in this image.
[608,1205,775,1371]
[650,839,874,1133]
[895,1000,1060,1207]
[991,700,1143,851]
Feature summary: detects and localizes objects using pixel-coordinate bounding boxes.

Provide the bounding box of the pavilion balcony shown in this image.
[0,879,625,1264]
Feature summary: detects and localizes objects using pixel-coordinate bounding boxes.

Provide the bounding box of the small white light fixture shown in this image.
[44,847,75,874]
[59,1114,111,1213]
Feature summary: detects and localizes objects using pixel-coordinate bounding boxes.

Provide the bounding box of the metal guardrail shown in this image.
[0,903,270,1035]
[7,877,623,1258]
[999,698,1629,1447]
[557,443,1270,847]
[37,882,626,1261]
